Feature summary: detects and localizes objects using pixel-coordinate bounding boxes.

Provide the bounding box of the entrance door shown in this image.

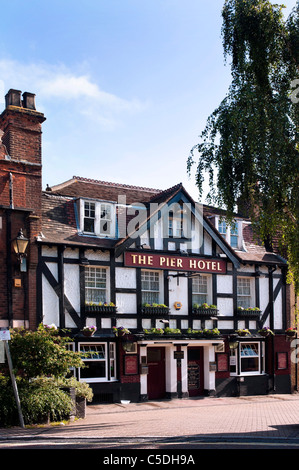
[147,347,166,400]
[188,347,204,397]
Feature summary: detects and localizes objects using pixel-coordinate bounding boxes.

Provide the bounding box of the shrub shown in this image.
[20,378,73,425]
[0,324,89,426]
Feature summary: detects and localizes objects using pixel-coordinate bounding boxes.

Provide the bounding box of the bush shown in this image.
[0,324,89,426]
[0,376,74,426]
[20,378,73,425]
[0,374,19,427]
[56,376,93,402]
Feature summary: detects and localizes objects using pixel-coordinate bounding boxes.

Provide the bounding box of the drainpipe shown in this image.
[6,173,14,327]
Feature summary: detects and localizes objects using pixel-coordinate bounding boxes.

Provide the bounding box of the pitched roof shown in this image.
[47,176,161,204]
[40,176,286,266]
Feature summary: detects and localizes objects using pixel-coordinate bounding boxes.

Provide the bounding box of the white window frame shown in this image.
[85,267,108,304]
[237,277,254,309]
[218,219,227,240]
[80,199,115,238]
[217,217,241,249]
[230,222,239,248]
[230,341,264,376]
[83,201,96,233]
[141,270,161,304]
[192,274,212,305]
[78,342,117,383]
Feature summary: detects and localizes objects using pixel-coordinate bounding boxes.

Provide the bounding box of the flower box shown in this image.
[85,304,117,314]
[141,306,170,316]
[192,308,218,317]
[236,308,261,317]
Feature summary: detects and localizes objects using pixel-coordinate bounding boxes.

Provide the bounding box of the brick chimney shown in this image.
[0,90,46,330]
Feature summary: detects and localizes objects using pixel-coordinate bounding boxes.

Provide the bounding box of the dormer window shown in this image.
[230,222,238,248]
[80,199,115,238]
[217,217,241,250]
[218,220,227,240]
[84,202,95,233]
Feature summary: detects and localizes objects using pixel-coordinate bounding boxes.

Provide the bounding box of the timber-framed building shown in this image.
[0,89,296,403]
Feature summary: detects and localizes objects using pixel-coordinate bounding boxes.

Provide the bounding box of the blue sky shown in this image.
[0,0,297,202]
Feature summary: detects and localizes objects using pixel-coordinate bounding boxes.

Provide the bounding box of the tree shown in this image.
[188,0,299,295]
[8,324,84,379]
[0,324,90,425]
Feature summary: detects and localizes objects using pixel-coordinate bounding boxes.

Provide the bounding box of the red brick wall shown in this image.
[0,96,45,330]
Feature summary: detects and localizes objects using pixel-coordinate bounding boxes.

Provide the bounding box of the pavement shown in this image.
[2,393,299,448]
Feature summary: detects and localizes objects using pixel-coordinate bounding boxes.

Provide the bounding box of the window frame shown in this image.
[85,266,108,304]
[192,274,211,305]
[80,199,115,238]
[218,219,227,240]
[78,342,117,383]
[230,341,264,376]
[237,277,254,309]
[230,222,239,248]
[141,269,161,305]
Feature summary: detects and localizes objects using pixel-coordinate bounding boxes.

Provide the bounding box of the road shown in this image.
[1,394,299,452]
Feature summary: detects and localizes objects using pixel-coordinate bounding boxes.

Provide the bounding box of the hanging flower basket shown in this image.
[285,328,297,337]
[258,327,274,337]
[112,326,131,337]
[82,325,97,337]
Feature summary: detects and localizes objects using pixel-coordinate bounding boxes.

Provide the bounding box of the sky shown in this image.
[0,0,297,203]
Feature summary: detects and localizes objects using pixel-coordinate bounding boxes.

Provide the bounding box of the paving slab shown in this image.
[1,394,299,445]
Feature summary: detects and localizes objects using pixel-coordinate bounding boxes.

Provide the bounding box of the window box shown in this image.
[85,303,117,315]
[236,307,261,318]
[164,327,181,336]
[141,306,170,316]
[192,304,218,317]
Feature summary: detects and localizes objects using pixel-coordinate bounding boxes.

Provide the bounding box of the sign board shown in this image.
[124,355,139,375]
[0,330,11,341]
[174,351,184,360]
[125,252,226,274]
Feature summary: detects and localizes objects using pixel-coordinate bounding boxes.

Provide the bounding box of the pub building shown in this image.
[0,89,296,403]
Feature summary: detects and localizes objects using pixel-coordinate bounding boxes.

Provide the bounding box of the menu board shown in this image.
[124,355,138,375]
[188,362,200,390]
[217,354,229,372]
[277,352,288,370]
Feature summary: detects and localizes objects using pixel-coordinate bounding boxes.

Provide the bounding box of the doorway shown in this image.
[147,347,166,400]
[188,347,204,397]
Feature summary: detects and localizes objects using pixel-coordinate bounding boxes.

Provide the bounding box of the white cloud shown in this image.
[0,59,146,127]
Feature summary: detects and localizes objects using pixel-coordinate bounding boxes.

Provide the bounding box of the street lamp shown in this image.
[12,229,29,265]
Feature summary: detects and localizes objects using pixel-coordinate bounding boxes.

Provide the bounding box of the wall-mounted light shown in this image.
[228,334,239,350]
[12,229,29,260]
[122,340,136,353]
[12,229,29,272]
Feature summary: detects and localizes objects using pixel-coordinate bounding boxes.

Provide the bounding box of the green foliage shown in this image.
[0,374,18,426]
[19,377,73,425]
[188,0,299,296]
[8,324,84,379]
[56,376,93,402]
[0,324,93,426]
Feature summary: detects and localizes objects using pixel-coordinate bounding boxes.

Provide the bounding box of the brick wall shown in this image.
[0,90,46,330]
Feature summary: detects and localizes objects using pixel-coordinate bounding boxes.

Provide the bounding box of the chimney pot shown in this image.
[22,92,36,110]
[5,89,22,108]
